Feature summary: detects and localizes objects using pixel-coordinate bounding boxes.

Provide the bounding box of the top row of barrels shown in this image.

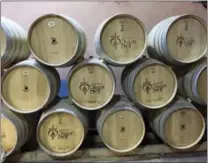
[1,13,207,69]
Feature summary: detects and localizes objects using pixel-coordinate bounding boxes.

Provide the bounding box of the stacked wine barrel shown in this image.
[1,13,207,160]
[1,17,31,69]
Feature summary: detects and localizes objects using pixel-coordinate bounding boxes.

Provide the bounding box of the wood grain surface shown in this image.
[133,64,177,108]
[164,108,205,149]
[69,65,114,109]
[100,15,146,63]
[102,110,145,152]
[38,112,84,154]
[2,66,50,111]
[29,15,78,65]
[197,67,207,102]
[1,116,17,154]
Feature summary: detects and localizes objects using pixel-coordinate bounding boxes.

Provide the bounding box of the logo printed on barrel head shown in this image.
[110,33,136,50]
[79,78,105,95]
[57,129,73,140]
[79,78,90,95]
[176,34,194,48]
[48,124,73,140]
[48,124,58,140]
[142,78,152,94]
[142,78,167,94]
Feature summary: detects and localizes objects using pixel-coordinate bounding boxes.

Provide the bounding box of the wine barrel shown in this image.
[195,105,207,131]
[37,99,88,157]
[147,14,207,65]
[1,17,30,69]
[145,96,205,150]
[1,104,31,158]
[121,58,177,109]
[94,13,147,66]
[182,59,207,105]
[1,59,60,114]
[96,95,145,153]
[67,58,116,110]
[28,14,86,67]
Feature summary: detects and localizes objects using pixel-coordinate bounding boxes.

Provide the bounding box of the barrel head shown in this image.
[101,109,145,152]
[69,64,114,110]
[133,63,177,109]
[163,108,205,149]
[166,15,207,63]
[29,14,78,66]
[97,14,147,65]
[1,116,18,156]
[2,65,50,112]
[38,112,84,156]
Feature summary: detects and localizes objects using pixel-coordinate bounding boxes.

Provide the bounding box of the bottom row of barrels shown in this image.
[1,95,206,158]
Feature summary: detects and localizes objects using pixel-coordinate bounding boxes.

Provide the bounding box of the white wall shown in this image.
[2,1,207,94]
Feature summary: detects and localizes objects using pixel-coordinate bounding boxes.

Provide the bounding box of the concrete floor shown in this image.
[136,152,207,163]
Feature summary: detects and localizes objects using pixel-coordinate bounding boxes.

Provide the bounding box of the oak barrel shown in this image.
[1,104,31,158]
[1,59,60,114]
[37,99,88,157]
[67,58,116,110]
[28,14,86,67]
[182,59,207,105]
[147,14,207,65]
[121,58,177,109]
[1,17,30,69]
[96,95,145,153]
[145,96,205,150]
[95,13,147,66]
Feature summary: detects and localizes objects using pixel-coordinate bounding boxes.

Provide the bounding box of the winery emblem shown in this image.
[142,78,167,94]
[48,124,58,140]
[176,20,195,48]
[110,33,136,50]
[110,33,120,49]
[79,78,90,95]
[48,124,73,140]
[142,78,152,94]
[79,78,104,95]
[176,34,194,48]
